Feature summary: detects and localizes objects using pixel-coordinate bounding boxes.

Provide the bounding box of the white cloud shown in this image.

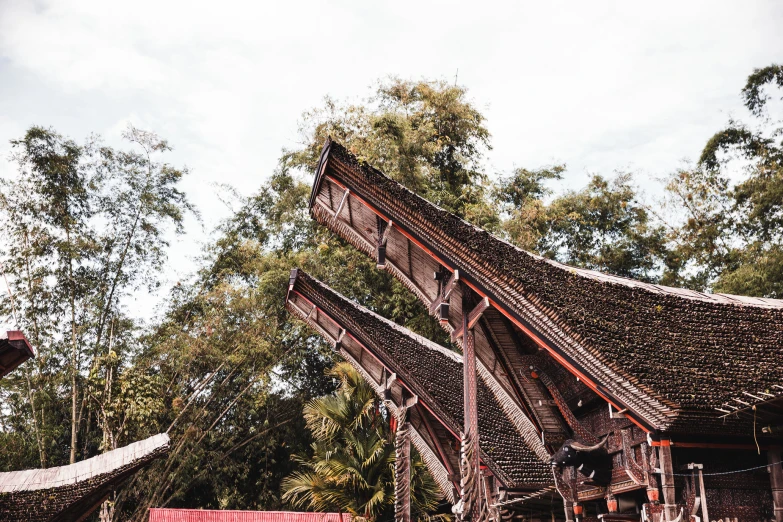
[0,0,781,314]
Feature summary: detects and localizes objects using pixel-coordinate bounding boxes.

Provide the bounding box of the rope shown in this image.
[754,405,760,455]
[670,459,783,477]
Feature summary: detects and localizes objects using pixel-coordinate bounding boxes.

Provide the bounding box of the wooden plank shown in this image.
[461,284,482,521]
[333,189,349,221]
[418,405,456,478]
[658,441,677,521]
[770,447,783,522]
[429,270,460,313]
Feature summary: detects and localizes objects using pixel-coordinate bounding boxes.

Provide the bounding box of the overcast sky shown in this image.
[1,0,781,319]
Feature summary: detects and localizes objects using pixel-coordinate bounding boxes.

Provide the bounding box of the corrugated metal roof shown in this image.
[149,510,352,522]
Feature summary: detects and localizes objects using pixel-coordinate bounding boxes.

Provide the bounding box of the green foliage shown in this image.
[670,63,783,296]
[741,64,783,117]
[282,363,443,522]
[283,78,497,230]
[0,125,193,472]
[497,168,669,282]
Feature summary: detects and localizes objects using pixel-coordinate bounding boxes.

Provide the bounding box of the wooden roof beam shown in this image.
[451,296,490,343]
[332,188,349,222]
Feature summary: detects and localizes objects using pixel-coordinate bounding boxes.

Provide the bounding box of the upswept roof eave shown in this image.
[318,140,783,311]
[308,138,333,211]
[285,296,458,500]
[0,433,169,493]
[286,270,553,488]
[0,433,169,522]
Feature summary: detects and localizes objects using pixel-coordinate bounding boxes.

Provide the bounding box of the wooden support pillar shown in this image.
[562,499,574,522]
[697,466,709,522]
[394,405,412,522]
[770,447,783,522]
[458,285,481,522]
[658,440,677,521]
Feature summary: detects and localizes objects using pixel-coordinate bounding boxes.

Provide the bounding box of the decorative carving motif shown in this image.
[683,472,697,520]
[658,507,683,522]
[552,466,576,504]
[552,467,578,522]
[394,406,411,522]
[621,428,646,485]
[550,436,611,485]
[457,429,478,522]
[534,368,599,445]
[641,442,659,502]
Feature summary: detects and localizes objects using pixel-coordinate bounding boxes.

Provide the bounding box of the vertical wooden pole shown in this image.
[770,447,783,522]
[459,285,481,522]
[697,467,709,522]
[394,406,411,522]
[658,440,677,521]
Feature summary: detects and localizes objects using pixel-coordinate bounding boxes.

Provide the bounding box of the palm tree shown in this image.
[282,362,445,522]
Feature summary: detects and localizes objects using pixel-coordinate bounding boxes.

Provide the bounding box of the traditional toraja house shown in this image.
[0,331,169,521]
[149,510,352,522]
[286,270,556,519]
[0,433,170,522]
[304,137,783,522]
[0,330,34,379]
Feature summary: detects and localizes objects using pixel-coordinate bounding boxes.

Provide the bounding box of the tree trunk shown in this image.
[67,224,79,465]
[23,231,46,467]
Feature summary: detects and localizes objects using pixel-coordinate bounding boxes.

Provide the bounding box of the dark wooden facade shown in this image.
[304,138,783,521]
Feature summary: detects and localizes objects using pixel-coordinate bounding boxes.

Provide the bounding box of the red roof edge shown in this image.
[7,330,34,356]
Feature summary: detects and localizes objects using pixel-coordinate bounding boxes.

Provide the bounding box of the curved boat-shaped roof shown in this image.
[309,138,783,436]
[286,270,552,491]
[0,433,169,522]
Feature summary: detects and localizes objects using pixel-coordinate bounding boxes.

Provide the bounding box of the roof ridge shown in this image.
[327,140,783,310]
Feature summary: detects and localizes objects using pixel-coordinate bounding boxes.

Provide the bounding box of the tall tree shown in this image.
[285,78,498,229]
[666,63,783,295]
[496,167,670,282]
[0,125,193,476]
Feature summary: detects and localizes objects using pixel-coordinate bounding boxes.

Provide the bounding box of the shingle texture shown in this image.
[312,139,783,434]
[0,433,169,522]
[288,271,552,488]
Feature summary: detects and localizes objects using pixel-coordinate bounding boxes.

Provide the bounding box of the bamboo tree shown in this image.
[0,126,193,476]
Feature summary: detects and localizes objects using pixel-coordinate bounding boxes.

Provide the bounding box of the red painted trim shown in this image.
[289,290,461,442]
[319,176,652,434]
[651,440,768,450]
[7,330,34,356]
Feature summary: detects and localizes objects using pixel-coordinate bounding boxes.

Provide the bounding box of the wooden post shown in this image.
[394,405,411,522]
[697,466,709,522]
[658,440,677,521]
[459,285,481,522]
[770,447,783,522]
[562,499,574,522]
